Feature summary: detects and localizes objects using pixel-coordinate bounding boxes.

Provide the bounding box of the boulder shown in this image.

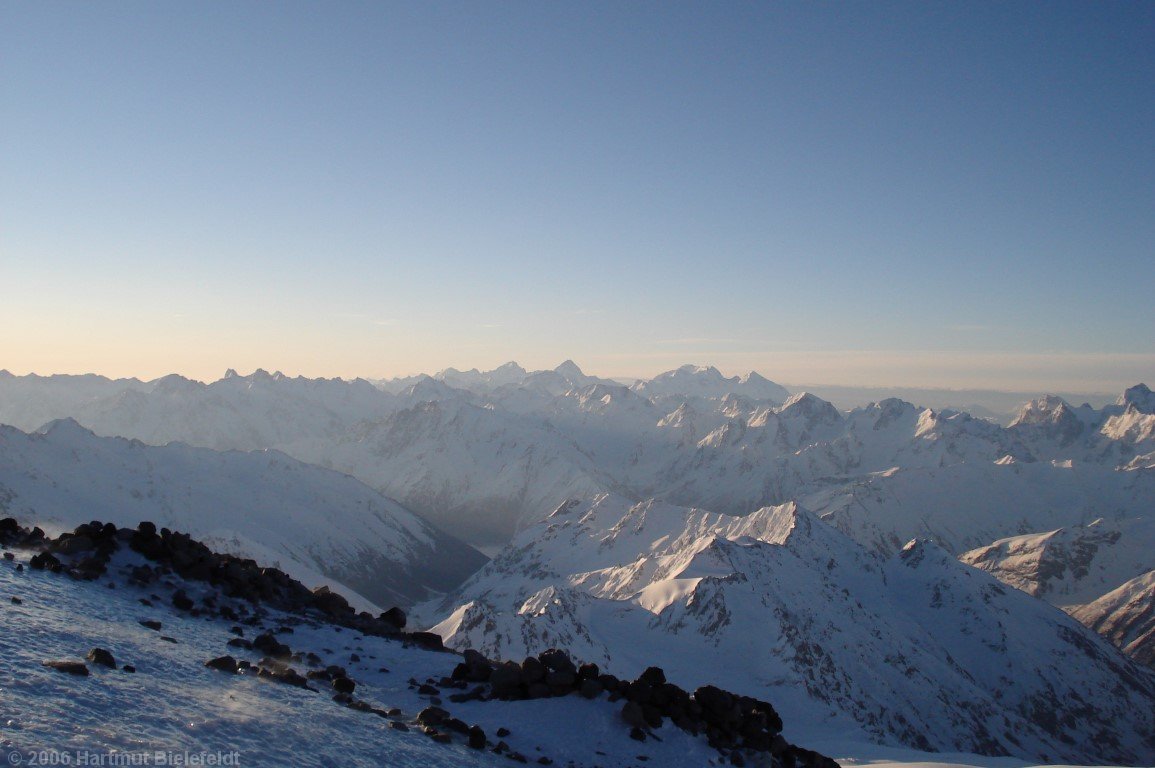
[86,648,116,668]
[205,656,239,674]
[43,660,89,676]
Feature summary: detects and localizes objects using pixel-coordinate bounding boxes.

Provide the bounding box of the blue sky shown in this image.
[2,1,1152,390]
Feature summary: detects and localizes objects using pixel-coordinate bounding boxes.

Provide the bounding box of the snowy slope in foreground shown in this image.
[0,420,485,608]
[418,495,1155,765]
[3,527,1136,768]
[0,540,724,768]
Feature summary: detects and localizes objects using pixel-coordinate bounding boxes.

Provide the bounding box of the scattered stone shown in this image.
[159,636,177,644]
[122,665,136,673]
[10,596,21,605]
[171,589,194,611]
[29,552,61,571]
[43,660,89,676]
[139,620,162,631]
[496,727,511,738]
[468,725,486,749]
[417,706,449,727]
[332,677,356,694]
[388,722,409,732]
[380,606,406,630]
[629,727,647,742]
[621,701,647,729]
[205,656,239,674]
[86,648,116,668]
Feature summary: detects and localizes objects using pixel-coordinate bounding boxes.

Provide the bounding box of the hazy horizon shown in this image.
[3,3,1151,393]
[0,357,1137,401]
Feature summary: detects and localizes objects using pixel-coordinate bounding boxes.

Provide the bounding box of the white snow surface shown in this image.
[0,543,727,768]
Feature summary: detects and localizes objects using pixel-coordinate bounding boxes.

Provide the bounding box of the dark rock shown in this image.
[86,648,116,668]
[490,662,523,699]
[417,706,449,727]
[159,636,178,644]
[406,631,445,651]
[579,679,603,699]
[389,722,409,732]
[621,701,647,728]
[171,589,194,611]
[3,552,13,561]
[29,552,61,571]
[226,638,252,650]
[312,586,352,617]
[577,662,600,681]
[629,727,647,742]
[444,717,470,735]
[252,632,291,658]
[639,666,666,687]
[521,656,545,684]
[496,727,511,738]
[122,665,136,673]
[526,682,551,699]
[332,677,356,694]
[381,606,406,630]
[545,669,576,689]
[139,620,162,631]
[51,534,95,555]
[468,725,486,749]
[205,656,239,674]
[539,648,576,674]
[417,683,440,696]
[43,660,89,676]
[10,596,21,604]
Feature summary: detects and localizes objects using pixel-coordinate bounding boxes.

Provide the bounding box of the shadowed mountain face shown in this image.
[0,419,486,608]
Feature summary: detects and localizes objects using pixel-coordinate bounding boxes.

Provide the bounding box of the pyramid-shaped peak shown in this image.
[554,360,586,378]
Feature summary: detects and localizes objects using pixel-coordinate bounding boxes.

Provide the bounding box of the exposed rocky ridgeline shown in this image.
[959,518,1155,668]
[0,517,838,768]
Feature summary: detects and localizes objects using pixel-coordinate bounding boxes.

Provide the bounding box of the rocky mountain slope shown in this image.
[0,518,838,768]
[0,419,485,608]
[415,494,1155,765]
[958,517,1154,668]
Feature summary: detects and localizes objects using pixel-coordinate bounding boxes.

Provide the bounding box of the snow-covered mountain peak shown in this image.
[778,392,843,424]
[554,359,586,380]
[33,417,97,441]
[1119,382,1155,414]
[1010,394,1078,426]
[151,373,205,395]
[632,365,789,403]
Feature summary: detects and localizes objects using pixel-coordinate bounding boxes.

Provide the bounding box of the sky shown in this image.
[2,1,1152,391]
